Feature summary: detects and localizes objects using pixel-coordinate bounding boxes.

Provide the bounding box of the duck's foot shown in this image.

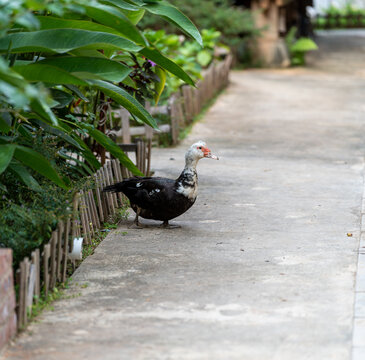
[128,223,144,229]
[129,214,143,229]
[161,220,181,229]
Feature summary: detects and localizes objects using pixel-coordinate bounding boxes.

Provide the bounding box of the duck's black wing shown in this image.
[104,177,176,209]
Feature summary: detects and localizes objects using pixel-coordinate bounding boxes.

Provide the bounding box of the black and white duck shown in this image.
[103,141,218,228]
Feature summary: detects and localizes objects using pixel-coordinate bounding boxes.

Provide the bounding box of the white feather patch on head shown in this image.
[191,140,206,149]
[136,182,142,187]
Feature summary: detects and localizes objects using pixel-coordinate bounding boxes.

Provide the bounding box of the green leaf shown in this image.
[100,0,141,11]
[38,57,132,82]
[13,64,88,85]
[140,47,195,86]
[14,145,68,189]
[0,59,56,122]
[8,160,42,192]
[38,16,125,36]
[56,119,101,170]
[31,117,82,150]
[154,66,166,104]
[0,113,11,133]
[64,84,89,102]
[49,89,74,108]
[101,1,146,24]
[143,2,202,46]
[59,151,94,176]
[84,4,147,45]
[122,9,145,25]
[79,123,143,176]
[291,38,318,52]
[197,49,212,67]
[0,144,16,174]
[0,29,142,54]
[89,79,158,129]
[30,98,58,125]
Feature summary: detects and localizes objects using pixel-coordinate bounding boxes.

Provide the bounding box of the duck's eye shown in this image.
[198,146,202,150]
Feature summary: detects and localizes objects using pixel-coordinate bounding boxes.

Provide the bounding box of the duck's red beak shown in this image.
[203,146,219,160]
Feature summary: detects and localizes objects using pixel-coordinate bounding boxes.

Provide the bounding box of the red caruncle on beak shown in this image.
[202,146,211,157]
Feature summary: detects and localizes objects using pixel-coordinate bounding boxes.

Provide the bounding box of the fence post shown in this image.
[31,249,40,304]
[62,218,70,283]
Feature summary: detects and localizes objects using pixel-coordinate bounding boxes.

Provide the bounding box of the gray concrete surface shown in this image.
[3,32,365,360]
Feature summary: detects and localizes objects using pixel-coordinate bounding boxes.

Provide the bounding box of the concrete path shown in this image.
[3,32,365,360]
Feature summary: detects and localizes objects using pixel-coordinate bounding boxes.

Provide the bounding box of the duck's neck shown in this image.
[176,155,198,199]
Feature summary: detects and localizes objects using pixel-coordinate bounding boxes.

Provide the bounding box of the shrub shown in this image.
[140,0,256,48]
[285,27,318,66]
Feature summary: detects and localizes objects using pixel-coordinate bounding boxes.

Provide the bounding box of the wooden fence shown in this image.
[109,54,232,145]
[15,157,136,329]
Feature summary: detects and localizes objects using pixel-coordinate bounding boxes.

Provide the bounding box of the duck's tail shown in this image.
[102,182,125,193]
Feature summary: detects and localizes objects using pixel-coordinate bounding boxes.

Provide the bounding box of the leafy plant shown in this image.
[285,27,318,66]
[0,0,203,267]
[0,0,202,193]
[144,28,224,99]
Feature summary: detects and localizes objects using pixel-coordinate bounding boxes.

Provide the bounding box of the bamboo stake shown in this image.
[17,263,25,329]
[102,166,115,215]
[43,244,50,297]
[62,218,70,283]
[56,221,64,282]
[95,172,105,223]
[112,160,123,204]
[31,249,40,304]
[146,140,152,177]
[26,262,36,316]
[84,190,94,237]
[50,231,58,290]
[79,190,90,244]
[89,190,100,229]
[107,161,118,208]
[99,167,110,216]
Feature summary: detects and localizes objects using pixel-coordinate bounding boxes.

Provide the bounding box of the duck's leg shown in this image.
[161,220,181,229]
[129,209,143,229]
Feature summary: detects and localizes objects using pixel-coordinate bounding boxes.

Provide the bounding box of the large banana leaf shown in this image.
[154,66,166,104]
[0,29,142,54]
[79,123,143,176]
[29,98,58,126]
[38,16,123,37]
[140,47,195,86]
[13,64,89,85]
[0,60,57,125]
[100,0,145,25]
[122,9,145,25]
[143,2,202,46]
[84,4,147,46]
[14,145,68,189]
[38,57,132,83]
[89,79,158,129]
[100,0,141,11]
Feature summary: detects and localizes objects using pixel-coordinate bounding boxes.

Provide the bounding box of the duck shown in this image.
[103,141,218,228]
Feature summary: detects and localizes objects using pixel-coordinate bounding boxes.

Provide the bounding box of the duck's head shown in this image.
[186,141,219,163]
